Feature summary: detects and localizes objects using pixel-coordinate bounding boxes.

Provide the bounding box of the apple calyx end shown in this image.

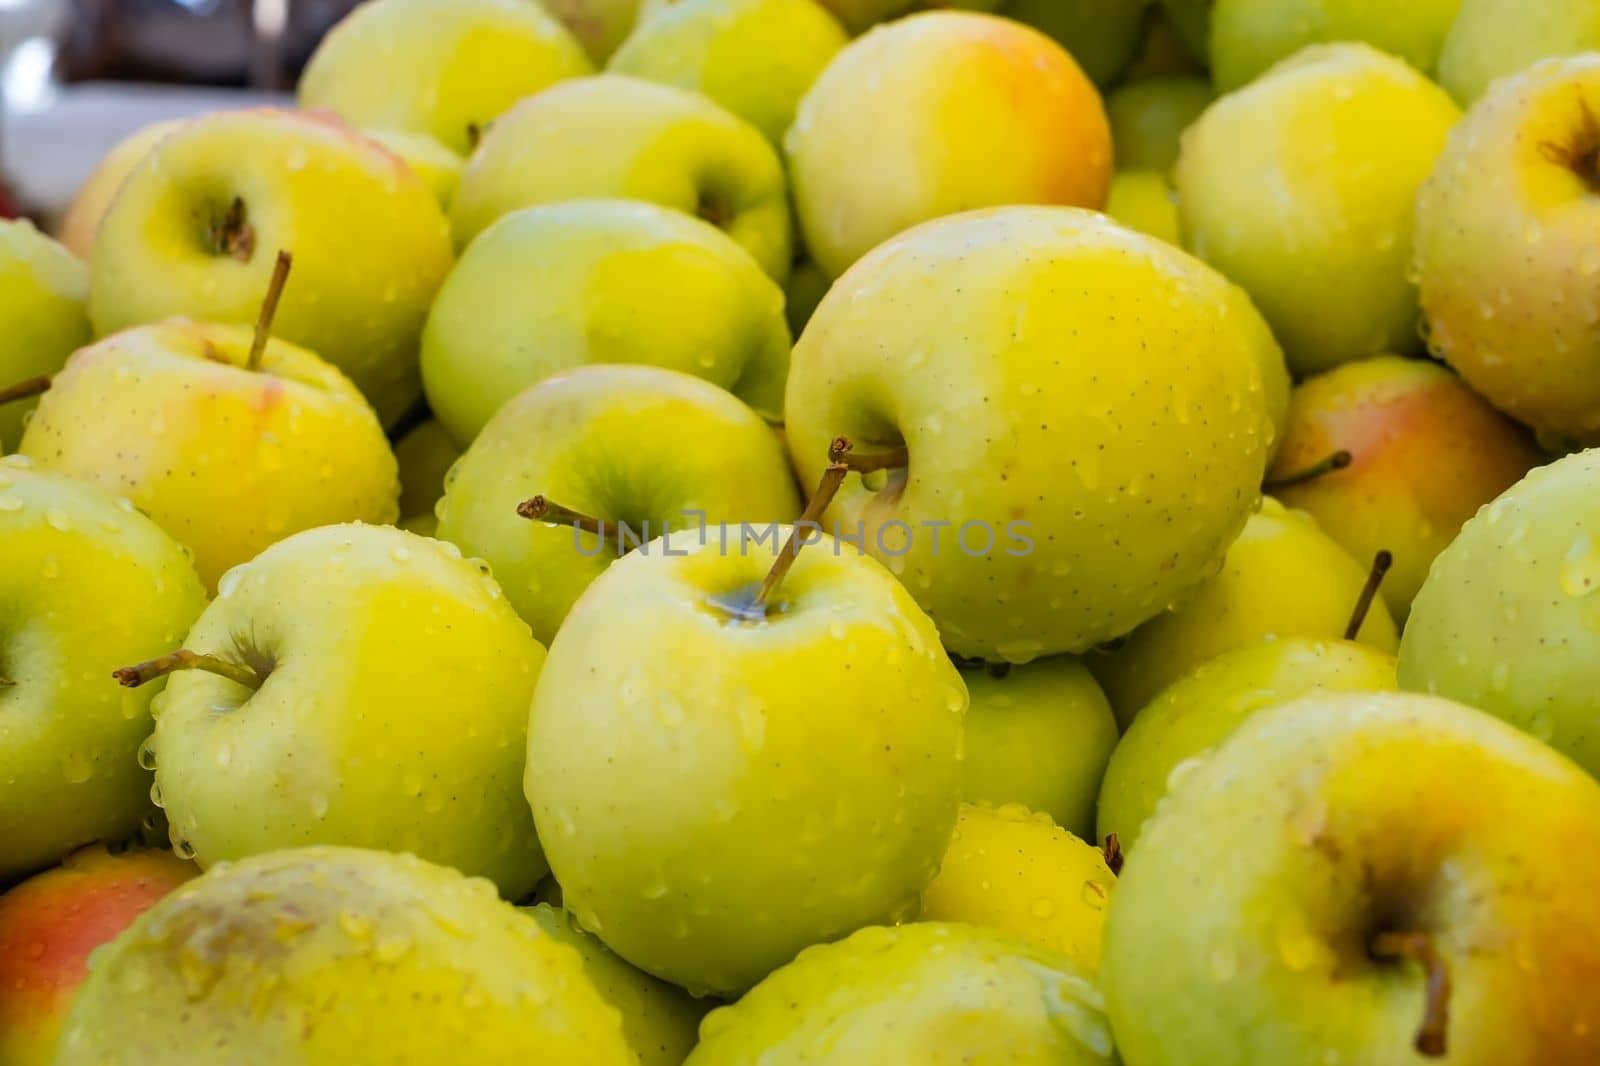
[0,374,53,407]
[1344,549,1394,641]
[113,650,265,692]
[1264,449,1353,491]
[1369,930,1451,1058]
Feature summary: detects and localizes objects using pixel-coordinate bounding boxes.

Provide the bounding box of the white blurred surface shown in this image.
[3,82,288,219]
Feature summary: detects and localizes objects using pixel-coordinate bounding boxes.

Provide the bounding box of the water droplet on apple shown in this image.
[44,508,71,532]
[653,693,686,728]
[1029,897,1057,919]
[1559,533,1600,598]
[310,792,330,819]
[0,497,21,513]
[374,934,413,963]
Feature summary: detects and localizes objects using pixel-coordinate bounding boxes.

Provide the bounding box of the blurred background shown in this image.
[1,0,357,220]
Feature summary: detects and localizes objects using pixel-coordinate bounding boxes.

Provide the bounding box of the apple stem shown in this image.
[0,374,52,407]
[1102,834,1124,876]
[112,650,264,691]
[1265,449,1353,490]
[517,495,641,552]
[1344,550,1394,640]
[1370,930,1451,1057]
[466,122,483,151]
[745,436,853,615]
[840,443,909,475]
[246,250,294,372]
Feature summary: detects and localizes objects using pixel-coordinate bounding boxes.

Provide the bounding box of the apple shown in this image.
[1400,448,1600,778]
[299,0,591,155]
[124,523,548,896]
[451,76,791,280]
[394,418,462,525]
[919,803,1117,974]
[1177,43,1460,377]
[53,847,637,1064]
[1091,497,1398,723]
[1097,637,1397,851]
[525,497,966,995]
[786,12,1112,279]
[88,108,455,426]
[957,656,1118,840]
[609,0,848,145]
[0,845,195,1066]
[19,316,399,592]
[437,364,801,645]
[0,222,88,454]
[1413,54,1600,443]
[1104,169,1182,245]
[1209,0,1464,91]
[525,904,709,1066]
[1438,0,1600,104]
[54,119,186,260]
[422,199,791,444]
[0,462,206,883]
[786,207,1282,664]
[1105,75,1212,170]
[1267,355,1541,621]
[364,129,464,207]
[1102,691,1600,1064]
[684,922,1116,1063]
[1003,0,1150,87]
[543,0,645,63]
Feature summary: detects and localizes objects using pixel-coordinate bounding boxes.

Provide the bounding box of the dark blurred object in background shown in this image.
[56,0,360,90]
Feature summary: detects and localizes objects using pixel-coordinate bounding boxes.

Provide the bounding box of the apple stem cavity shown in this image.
[840,443,909,476]
[1264,449,1353,490]
[517,495,642,552]
[0,374,52,407]
[1344,549,1394,640]
[1540,96,1600,194]
[112,650,265,692]
[206,196,256,262]
[739,436,854,617]
[1102,834,1124,876]
[1370,930,1451,1057]
[247,250,294,373]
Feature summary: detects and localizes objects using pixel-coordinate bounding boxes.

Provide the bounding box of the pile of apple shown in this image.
[5,0,1600,1062]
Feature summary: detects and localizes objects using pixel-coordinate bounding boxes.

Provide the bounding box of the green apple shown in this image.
[394,418,461,523]
[1159,0,1212,62]
[1438,0,1600,104]
[1177,43,1460,377]
[543,0,645,62]
[53,847,636,1064]
[1104,169,1181,245]
[364,129,464,207]
[19,321,399,591]
[135,523,549,897]
[0,845,195,1066]
[299,0,591,155]
[957,656,1117,840]
[55,119,186,260]
[88,108,454,426]
[685,922,1116,1063]
[785,12,1112,279]
[525,904,708,1066]
[1413,54,1600,443]
[1102,692,1600,1064]
[451,75,791,280]
[786,206,1282,663]
[1004,0,1151,87]
[1209,0,1463,91]
[920,803,1117,974]
[609,0,848,144]
[785,258,831,338]
[437,364,800,646]
[1091,497,1398,723]
[0,463,205,883]
[525,521,966,996]
[1268,355,1541,622]
[1105,75,1212,170]
[1097,637,1397,851]
[0,222,88,454]
[1400,448,1600,778]
[422,199,790,444]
